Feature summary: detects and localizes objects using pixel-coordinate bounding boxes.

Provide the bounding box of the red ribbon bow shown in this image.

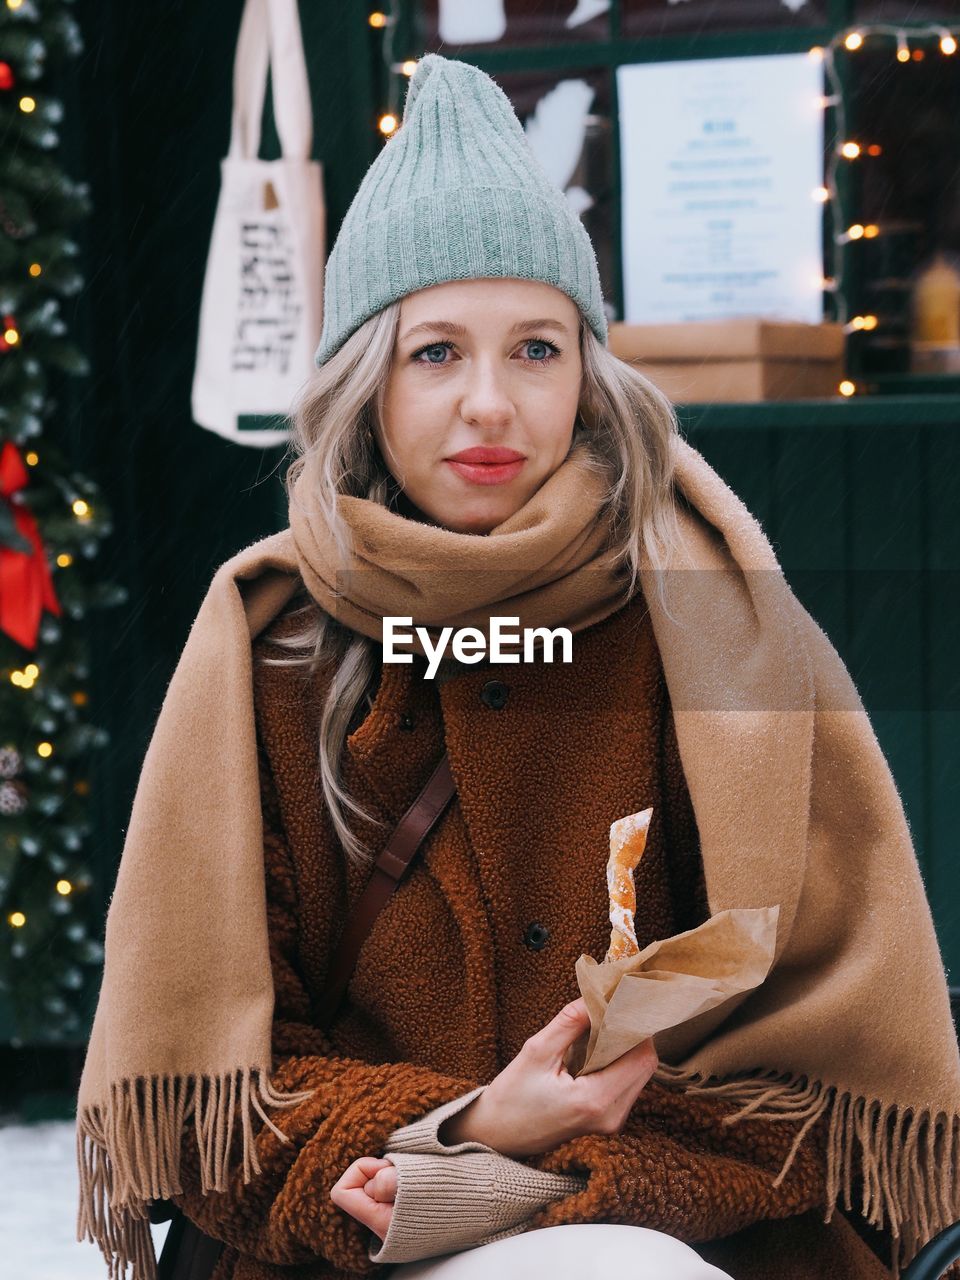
[0,440,62,650]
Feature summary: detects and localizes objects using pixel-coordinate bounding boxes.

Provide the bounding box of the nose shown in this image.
[459,355,516,427]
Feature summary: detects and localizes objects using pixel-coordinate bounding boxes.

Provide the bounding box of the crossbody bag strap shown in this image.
[155,750,457,1280]
[315,750,457,1030]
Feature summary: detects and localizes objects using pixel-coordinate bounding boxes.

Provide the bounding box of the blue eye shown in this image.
[410,337,562,366]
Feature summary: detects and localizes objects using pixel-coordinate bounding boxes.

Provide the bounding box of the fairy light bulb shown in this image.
[56,880,72,896]
[864,223,880,238]
[841,141,861,159]
[37,741,53,758]
[941,34,957,55]
[368,11,387,27]
[72,498,90,517]
[4,326,19,345]
[56,552,72,567]
[844,31,863,51]
[847,224,865,241]
[838,380,857,397]
[808,46,824,61]
[378,113,398,136]
[897,33,910,62]
[18,95,35,113]
[8,912,26,928]
[401,60,418,76]
[28,263,41,277]
[813,186,829,203]
[25,451,38,465]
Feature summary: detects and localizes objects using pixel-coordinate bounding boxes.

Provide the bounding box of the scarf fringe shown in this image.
[654,1061,960,1278]
[75,1067,315,1280]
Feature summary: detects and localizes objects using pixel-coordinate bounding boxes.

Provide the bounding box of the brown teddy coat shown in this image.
[170,588,893,1280]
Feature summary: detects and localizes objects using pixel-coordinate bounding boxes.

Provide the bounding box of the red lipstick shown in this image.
[445,446,526,486]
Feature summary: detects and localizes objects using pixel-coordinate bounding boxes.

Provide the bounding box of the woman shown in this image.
[76,55,960,1280]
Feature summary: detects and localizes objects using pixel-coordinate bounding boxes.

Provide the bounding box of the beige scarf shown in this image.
[76,439,960,1280]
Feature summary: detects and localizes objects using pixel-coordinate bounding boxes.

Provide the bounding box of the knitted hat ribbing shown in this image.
[313,54,608,367]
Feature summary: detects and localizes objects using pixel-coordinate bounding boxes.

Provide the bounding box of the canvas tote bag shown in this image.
[191,0,325,448]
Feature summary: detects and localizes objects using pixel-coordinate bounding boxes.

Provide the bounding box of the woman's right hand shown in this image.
[438,998,658,1158]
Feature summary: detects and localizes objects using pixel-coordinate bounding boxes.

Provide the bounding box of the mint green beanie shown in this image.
[313,53,608,367]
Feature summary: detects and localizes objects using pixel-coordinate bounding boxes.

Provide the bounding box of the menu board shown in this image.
[617,53,825,324]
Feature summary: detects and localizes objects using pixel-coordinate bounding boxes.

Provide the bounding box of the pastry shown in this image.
[604,808,653,962]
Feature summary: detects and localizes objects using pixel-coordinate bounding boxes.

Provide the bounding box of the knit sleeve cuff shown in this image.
[367,1149,585,1265]
[382,1084,498,1156]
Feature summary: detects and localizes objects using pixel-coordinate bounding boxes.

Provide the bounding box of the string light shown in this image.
[28,263,41,277]
[72,497,90,518]
[56,552,72,567]
[7,912,26,928]
[372,1,403,142]
[37,741,53,758]
[4,325,19,345]
[18,95,35,113]
[56,880,72,896]
[816,20,960,336]
[838,380,857,396]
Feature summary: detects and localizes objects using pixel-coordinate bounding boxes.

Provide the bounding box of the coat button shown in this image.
[524,922,550,951]
[480,680,510,710]
[399,713,415,731]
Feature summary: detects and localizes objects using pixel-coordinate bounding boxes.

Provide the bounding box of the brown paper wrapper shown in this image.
[564,905,780,1077]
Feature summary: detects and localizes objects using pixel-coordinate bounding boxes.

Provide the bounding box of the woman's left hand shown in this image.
[330,1156,397,1242]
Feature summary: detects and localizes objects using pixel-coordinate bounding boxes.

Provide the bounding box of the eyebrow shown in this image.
[400,318,570,343]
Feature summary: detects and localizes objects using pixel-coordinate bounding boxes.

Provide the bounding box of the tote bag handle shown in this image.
[229,0,312,162]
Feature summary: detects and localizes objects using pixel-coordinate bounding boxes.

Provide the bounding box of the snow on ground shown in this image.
[0,1115,171,1279]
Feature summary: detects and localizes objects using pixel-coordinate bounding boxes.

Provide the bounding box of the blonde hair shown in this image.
[263,299,686,868]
